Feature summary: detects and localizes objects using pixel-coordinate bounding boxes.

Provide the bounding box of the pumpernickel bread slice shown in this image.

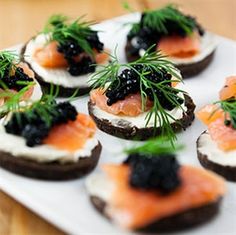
[197,131,236,182]
[88,94,195,140]
[20,43,91,97]
[125,39,215,78]
[90,195,221,232]
[0,142,101,180]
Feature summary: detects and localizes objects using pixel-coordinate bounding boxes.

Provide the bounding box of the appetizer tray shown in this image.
[0,13,236,234]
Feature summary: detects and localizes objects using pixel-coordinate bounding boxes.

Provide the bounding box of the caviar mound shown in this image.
[88,94,195,140]
[0,142,101,180]
[124,153,181,193]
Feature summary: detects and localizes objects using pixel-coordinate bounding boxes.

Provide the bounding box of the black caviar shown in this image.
[127,12,205,57]
[124,153,181,194]
[105,65,183,110]
[0,66,33,91]
[57,31,104,76]
[5,101,78,147]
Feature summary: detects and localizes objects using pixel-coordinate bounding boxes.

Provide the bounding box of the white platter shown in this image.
[0,13,236,235]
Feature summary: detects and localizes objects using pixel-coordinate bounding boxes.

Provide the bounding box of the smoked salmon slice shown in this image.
[33,41,68,68]
[196,104,224,125]
[219,76,236,100]
[0,88,4,106]
[43,113,96,152]
[102,164,225,229]
[158,32,200,58]
[197,105,233,151]
[90,88,153,116]
[33,41,109,68]
[208,118,236,151]
[197,76,236,151]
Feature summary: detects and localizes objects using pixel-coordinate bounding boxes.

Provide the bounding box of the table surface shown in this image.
[0,0,235,234]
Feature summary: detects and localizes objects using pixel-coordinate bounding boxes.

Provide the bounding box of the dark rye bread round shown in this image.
[125,39,215,78]
[0,142,101,180]
[90,195,222,232]
[197,131,236,182]
[20,43,91,97]
[88,94,195,140]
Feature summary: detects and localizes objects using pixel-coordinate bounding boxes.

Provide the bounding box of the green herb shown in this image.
[0,82,35,114]
[215,98,236,128]
[90,47,186,144]
[0,51,19,79]
[129,4,196,36]
[122,1,135,12]
[125,136,184,155]
[41,14,96,56]
[0,83,79,128]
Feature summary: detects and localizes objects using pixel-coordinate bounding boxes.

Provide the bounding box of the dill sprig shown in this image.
[0,83,79,129]
[41,14,96,56]
[215,98,236,128]
[1,84,58,124]
[125,136,184,155]
[0,82,35,114]
[129,4,197,36]
[90,47,186,144]
[0,51,19,79]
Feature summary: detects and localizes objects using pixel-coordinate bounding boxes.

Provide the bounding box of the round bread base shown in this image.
[197,131,236,182]
[88,94,195,140]
[125,40,215,78]
[0,142,101,180]
[20,43,91,97]
[90,195,221,232]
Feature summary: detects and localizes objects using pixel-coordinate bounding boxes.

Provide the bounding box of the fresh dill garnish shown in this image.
[129,4,197,37]
[125,136,184,155]
[0,83,58,125]
[0,82,35,114]
[90,47,186,144]
[215,98,236,128]
[0,51,19,79]
[41,14,96,56]
[0,83,79,130]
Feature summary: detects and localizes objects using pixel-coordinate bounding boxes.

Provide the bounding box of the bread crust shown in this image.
[88,94,195,140]
[90,195,222,232]
[0,142,101,180]
[197,131,236,182]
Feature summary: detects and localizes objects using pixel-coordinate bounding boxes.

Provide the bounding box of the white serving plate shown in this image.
[0,13,236,235]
